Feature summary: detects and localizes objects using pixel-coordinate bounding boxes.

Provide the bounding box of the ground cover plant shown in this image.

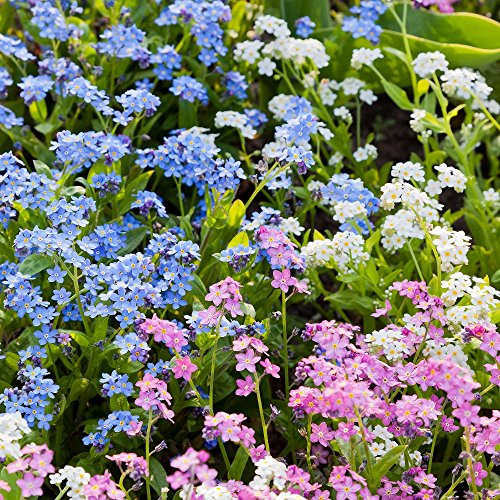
[0,0,499,498]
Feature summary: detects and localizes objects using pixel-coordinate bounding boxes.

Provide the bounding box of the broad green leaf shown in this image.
[178,99,198,129]
[227,199,245,228]
[228,231,249,248]
[117,227,148,256]
[380,79,414,111]
[369,445,407,490]
[33,160,53,178]
[380,6,500,67]
[29,99,47,122]
[18,254,54,275]
[231,446,249,480]
[149,458,169,496]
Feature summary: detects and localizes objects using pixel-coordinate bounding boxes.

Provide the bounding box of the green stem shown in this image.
[254,374,270,452]
[145,409,153,500]
[54,485,70,500]
[209,315,223,412]
[354,406,373,484]
[465,427,479,499]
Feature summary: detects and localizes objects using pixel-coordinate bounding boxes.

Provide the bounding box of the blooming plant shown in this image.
[0,0,499,499]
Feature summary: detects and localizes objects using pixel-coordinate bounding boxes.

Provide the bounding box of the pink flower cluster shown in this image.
[135,374,174,421]
[255,226,308,294]
[200,277,244,325]
[83,470,124,500]
[139,314,188,351]
[166,447,217,490]
[203,412,258,450]
[6,444,54,498]
[106,453,148,481]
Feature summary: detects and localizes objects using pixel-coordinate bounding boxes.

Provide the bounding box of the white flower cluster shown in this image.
[365,325,410,360]
[50,466,90,500]
[301,232,369,272]
[412,51,448,78]
[484,188,500,210]
[340,78,378,105]
[333,201,367,224]
[442,273,499,330]
[441,67,496,112]
[353,144,378,162]
[409,109,430,136]
[248,456,288,491]
[369,425,399,457]
[254,15,291,39]
[214,111,256,139]
[194,484,233,499]
[423,339,469,368]
[235,16,329,72]
[333,106,352,122]
[319,79,339,106]
[0,411,30,459]
[351,48,383,70]
[430,226,470,271]
[391,161,425,182]
[279,217,304,236]
[380,163,469,253]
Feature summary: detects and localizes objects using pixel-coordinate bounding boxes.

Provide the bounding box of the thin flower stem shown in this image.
[306,413,313,474]
[54,486,70,500]
[254,373,270,452]
[281,290,297,463]
[465,426,479,499]
[118,471,132,500]
[145,409,154,500]
[406,240,425,282]
[209,314,224,412]
[354,405,373,483]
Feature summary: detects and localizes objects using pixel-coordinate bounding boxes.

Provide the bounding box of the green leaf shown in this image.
[149,458,168,496]
[29,99,47,122]
[380,79,414,111]
[491,269,500,283]
[33,160,53,178]
[110,394,130,411]
[68,377,89,404]
[228,231,249,248]
[18,254,54,275]
[118,227,148,256]
[231,446,249,480]
[178,99,198,129]
[379,6,500,67]
[227,199,245,228]
[369,445,407,490]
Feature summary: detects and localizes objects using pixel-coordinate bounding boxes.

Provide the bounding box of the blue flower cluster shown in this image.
[342,0,388,44]
[156,0,231,66]
[136,130,245,194]
[321,174,380,234]
[90,172,121,197]
[83,410,140,449]
[95,24,150,65]
[132,191,168,218]
[217,244,256,272]
[0,33,35,61]
[0,67,13,98]
[0,364,59,430]
[100,370,133,397]
[151,45,182,81]
[170,75,208,104]
[50,131,130,170]
[295,16,316,38]
[31,1,79,41]
[18,75,54,105]
[222,71,248,100]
